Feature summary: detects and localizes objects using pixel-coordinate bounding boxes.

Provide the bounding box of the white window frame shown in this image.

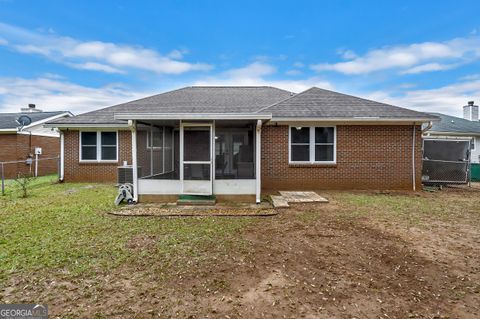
[288,125,336,164]
[79,131,118,163]
[471,137,476,151]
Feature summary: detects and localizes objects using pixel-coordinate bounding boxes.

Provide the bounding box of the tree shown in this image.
[14,172,35,198]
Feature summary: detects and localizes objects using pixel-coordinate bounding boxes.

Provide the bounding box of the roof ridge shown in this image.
[308,87,431,115]
[255,87,316,113]
[189,85,280,88]
[73,87,190,117]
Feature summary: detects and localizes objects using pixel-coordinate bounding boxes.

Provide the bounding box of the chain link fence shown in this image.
[1,156,60,196]
[422,139,471,186]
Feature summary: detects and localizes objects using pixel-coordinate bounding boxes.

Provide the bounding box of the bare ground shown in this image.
[2,187,480,318]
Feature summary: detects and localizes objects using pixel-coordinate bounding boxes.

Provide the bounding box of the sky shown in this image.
[0,0,480,117]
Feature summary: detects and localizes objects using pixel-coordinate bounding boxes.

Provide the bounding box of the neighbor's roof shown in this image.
[47,86,436,126]
[428,112,480,135]
[262,87,435,120]
[48,86,293,125]
[0,111,69,130]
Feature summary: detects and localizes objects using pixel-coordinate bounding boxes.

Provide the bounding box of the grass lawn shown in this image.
[1,179,479,318]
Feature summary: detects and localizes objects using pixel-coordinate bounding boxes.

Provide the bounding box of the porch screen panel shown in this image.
[215,126,254,179]
[136,127,150,178]
[184,129,210,161]
[164,127,174,172]
[151,126,163,176]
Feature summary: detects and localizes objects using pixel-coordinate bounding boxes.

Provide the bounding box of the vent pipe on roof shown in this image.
[463,100,478,121]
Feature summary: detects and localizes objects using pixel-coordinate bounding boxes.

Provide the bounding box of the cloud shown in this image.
[336,48,357,60]
[400,62,457,74]
[224,62,276,78]
[365,78,480,117]
[312,36,480,75]
[285,69,303,76]
[0,22,212,75]
[68,62,125,74]
[193,62,333,92]
[0,76,152,114]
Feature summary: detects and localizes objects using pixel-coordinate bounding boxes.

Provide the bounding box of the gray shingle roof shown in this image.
[264,87,434,119]
[0,111,67,130]
[428,112,480,135]
[49,86,293,125]
[48,86,435,126]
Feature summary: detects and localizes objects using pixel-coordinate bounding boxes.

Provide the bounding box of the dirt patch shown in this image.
[2,189,479,318]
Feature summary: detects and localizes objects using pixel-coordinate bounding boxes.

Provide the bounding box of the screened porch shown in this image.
[134,119,260,201]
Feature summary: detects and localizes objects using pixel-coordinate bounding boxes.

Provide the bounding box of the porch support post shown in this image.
[130,120,139,202]
[255,120,262,204]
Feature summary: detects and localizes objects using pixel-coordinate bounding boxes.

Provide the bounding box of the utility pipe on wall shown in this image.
[255,120,262,203]
[129,120,138,202]
[412,124,416,191]
[59,131,64,181]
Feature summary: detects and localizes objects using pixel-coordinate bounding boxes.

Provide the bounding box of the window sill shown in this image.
[288,162,337,168]
[79,160,118,164]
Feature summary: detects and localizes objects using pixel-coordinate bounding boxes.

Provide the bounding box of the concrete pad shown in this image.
[279,191,329,203]
[270,195,289,208]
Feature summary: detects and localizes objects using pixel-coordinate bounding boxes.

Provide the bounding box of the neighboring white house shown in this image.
[424,101,480,163]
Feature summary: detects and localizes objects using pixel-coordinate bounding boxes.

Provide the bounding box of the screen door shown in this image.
[180,124,213,195]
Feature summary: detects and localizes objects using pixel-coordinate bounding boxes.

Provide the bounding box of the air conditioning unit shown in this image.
[117,165,141,184]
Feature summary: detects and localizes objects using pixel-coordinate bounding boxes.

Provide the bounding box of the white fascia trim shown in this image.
[426,131,480,137]
[23,112,73,129]
[114,113,272,120]
[17,131,59,138]
[44,123,130,129]
[271,117,438,123]
[423,137,472,142]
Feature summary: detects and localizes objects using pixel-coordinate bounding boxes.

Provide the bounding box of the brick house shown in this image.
[45,86,438,203]
[0,105,72,179]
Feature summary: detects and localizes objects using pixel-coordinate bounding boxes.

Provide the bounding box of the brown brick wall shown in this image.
[63,130,132,182]
[261,125,422,190]
[0,133,60,179]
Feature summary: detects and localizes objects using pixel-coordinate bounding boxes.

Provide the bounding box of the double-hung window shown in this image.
[289,126,336,163]
[80,131,117,162]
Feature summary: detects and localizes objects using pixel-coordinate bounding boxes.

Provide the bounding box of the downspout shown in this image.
[414,121,433,191]
[59,130,64,181]
[421,121,433,133]
[412,123,416,191]
[255,120,262,204]
[129,120,138,203]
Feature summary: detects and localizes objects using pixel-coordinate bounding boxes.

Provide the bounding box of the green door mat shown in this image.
[178,194,216,201]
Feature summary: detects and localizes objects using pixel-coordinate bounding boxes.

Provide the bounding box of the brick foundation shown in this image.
[261,125,422,190]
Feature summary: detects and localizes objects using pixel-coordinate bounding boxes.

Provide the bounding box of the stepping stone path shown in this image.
[270,195,290,208]
[271,191,329,208]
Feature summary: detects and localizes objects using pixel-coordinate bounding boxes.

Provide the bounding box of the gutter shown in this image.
[271,117,439,123]
[115,113,272,120]
[43,123,130,129]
